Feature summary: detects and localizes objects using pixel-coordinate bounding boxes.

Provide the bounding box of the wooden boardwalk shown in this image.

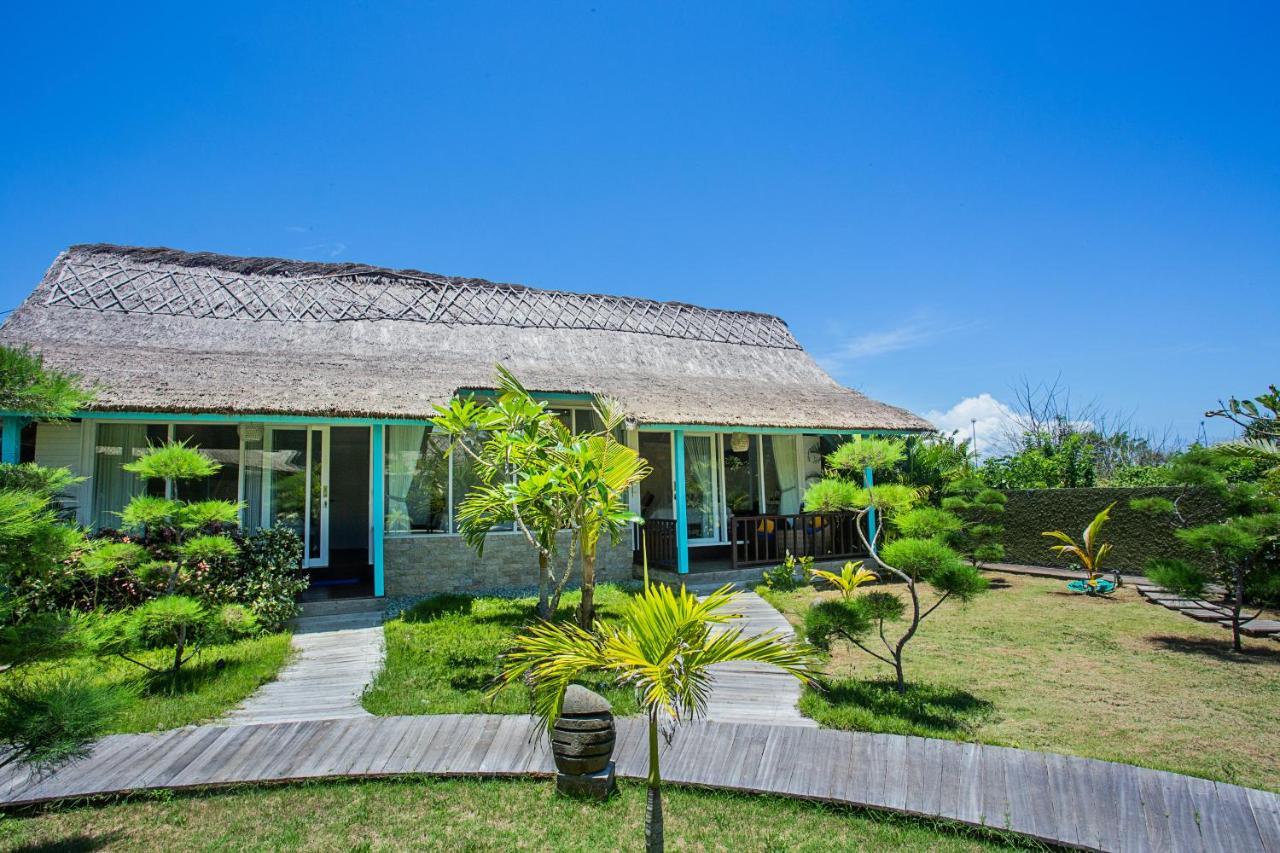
[1,714,1276,852]
[221,610,385,725]
[701,589,816,728]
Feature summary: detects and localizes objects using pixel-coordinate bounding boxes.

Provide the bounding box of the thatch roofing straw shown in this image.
[0,244,932,431]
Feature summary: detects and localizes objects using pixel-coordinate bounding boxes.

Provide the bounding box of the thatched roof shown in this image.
[0,244,931,431]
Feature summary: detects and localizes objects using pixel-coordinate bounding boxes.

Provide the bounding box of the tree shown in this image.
[1134,445,1280,651]
[434,366,650,627]
[940,475,1007,567]
[493,582,816,852]
[0,346,128,768]
[803,439,987,692]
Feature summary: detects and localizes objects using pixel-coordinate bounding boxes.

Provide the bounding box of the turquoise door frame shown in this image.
[1,416,24,464]
[672,429,689,574]
[370,423,386,597]
[864,465,877,555]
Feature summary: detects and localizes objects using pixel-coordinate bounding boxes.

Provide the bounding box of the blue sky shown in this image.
[2,2,1277,449]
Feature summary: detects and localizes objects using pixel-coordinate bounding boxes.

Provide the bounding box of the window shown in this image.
[91,423,168,530]
[173,424,240,504]
[383,425,512,535]
[385,426,450,533]
[722,433,760,516]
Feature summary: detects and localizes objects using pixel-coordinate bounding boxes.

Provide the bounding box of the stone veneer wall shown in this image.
[383,529,635,597]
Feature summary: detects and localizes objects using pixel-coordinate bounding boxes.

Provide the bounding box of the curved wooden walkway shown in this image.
[2,714,1275,852]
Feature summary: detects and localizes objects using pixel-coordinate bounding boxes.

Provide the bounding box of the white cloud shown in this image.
[833,324,938,359]
[925,393,1018,458]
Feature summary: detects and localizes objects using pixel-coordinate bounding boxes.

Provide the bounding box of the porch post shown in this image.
[673,429,689,575]
[371,423,386,597]
[1,417,24,464]
[864,463,877,555]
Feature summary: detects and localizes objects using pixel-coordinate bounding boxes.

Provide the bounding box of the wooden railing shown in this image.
[642,518,679,568]
[730,512,867,569]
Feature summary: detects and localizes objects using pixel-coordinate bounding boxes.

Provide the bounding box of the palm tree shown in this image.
[492,582,817,853]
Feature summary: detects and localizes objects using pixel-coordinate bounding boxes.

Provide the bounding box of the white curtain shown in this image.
[386,425,428,533]
[769,435,801,515]
[92,423,148,530]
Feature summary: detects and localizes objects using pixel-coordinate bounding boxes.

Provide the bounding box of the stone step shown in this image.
[299,597,385,619]
[291,612,384,634]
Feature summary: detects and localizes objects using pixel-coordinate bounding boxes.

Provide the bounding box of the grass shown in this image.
[0,777,1047,852]
[9,634,293,734]
[363,584,641,717]
[760,572,1280,792]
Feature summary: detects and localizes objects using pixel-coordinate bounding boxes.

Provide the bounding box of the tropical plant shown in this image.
[434,366,650,627]
[940,475,1007,567]
[803,450,988,693]
[1041,502,1117,584]
[807,560,878,599]
[492,582,816,852]
[761,552,807,591]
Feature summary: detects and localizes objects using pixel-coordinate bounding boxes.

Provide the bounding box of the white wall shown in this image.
[34,421,91,524]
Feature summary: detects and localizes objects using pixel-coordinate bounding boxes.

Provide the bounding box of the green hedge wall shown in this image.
[999,487,1224,575]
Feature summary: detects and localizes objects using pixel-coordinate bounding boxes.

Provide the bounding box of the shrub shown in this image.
[801,479,863,512]
[892,507,963,541]
[880,537,964,580]
[1146,558,1206,598]
[225,526,307,630]
[213,603,261,641]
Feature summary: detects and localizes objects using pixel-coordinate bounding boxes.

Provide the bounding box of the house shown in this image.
[0,244,931,598]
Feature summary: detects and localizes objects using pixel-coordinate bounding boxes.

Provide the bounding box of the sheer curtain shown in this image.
[92,423,148,530]
[767,435,801,515]
[386,425,428,533]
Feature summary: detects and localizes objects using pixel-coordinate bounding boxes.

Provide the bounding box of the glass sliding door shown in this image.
[683,433,720,543]
[264,426,330,568]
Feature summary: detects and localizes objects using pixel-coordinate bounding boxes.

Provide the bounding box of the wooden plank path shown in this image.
[221,610,385,725]
[1,715,1275,852]
[699,588,816,728]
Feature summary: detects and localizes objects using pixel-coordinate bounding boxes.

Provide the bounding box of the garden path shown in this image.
[221,607,385,726]
[2,714,1275,852]
[695,587,816,728]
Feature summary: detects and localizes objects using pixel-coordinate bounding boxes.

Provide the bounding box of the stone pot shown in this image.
[551,685,615,775]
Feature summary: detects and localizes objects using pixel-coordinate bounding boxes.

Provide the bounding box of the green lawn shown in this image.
[11,633,293,734]
[363,585,641,717]
[760,572,1280,792]
[0,777,1043,852]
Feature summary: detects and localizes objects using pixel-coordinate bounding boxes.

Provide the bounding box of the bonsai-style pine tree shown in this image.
[940,474,1008,567]
[103,441,244,680]
[803,437,988,693]
[1134,445,1280,651]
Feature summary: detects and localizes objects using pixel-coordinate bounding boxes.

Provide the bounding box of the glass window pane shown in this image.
[451,434,513,532]
[573,408,602,435]
[91,423,167,530]
[267,429,308,543]
[385,426,449,533]
[309,430,323,560]
[638,432,673,520]
[241,424,264,532]
[684,435,717,540]
[722,432,759,516]
[174,424,240,505]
